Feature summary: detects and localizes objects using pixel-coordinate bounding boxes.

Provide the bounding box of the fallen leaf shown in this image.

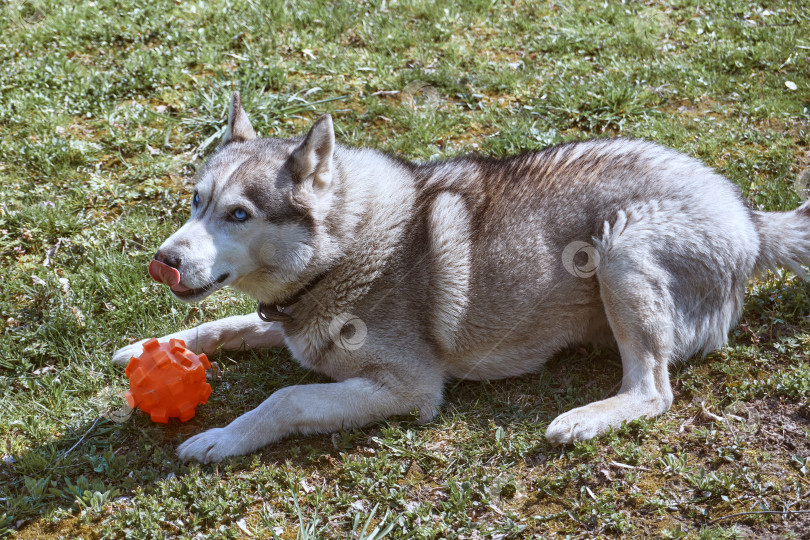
[350,500,367,512]
[236,518,252,537]
[32,366,56,375]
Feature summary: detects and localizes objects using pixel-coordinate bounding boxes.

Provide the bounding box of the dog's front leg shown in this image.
[176,375,444,463]
[111,313,283,366]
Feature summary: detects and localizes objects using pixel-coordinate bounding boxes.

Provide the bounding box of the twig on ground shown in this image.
[700,401,725,423]
[60,416,102,460]
[610,460,652,471]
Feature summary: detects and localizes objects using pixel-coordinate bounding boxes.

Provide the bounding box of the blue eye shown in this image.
[232,208,249,222]
[192,192,200,207]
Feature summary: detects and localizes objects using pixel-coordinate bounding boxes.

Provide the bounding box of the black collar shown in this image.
[256,271,329,322]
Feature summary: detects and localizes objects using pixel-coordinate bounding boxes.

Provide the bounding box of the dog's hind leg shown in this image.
[112,313,284,366]
[546,214,676,444]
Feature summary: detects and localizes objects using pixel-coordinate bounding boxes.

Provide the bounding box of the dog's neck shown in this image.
[256,270,330,322]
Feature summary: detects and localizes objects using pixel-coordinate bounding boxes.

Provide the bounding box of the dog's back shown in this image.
[370,139,757,381]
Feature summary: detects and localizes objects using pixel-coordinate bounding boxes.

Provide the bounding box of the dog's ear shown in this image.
[221,91,256,145]
[289,114,334,191]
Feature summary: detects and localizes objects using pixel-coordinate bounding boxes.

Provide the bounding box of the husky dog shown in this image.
[112,92,810,463]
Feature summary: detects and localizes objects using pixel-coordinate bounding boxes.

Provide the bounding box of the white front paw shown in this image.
[545,406,608,445]
[177,428,245,464]
[112,339,149,366]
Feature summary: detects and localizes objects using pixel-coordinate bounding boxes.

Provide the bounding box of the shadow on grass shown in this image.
[3,343,628,530]
[8,305,804,537]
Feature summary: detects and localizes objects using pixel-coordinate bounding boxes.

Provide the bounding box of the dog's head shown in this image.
[150,92,340,304]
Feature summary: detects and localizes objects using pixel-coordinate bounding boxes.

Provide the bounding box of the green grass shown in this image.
[1,0,809,537]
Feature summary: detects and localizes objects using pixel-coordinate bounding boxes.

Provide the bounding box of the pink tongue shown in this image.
[148,260,191,292]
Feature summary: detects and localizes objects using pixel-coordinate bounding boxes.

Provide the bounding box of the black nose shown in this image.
[154,250,182,270]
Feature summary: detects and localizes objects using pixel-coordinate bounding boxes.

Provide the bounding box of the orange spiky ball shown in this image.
[124,338,212,423]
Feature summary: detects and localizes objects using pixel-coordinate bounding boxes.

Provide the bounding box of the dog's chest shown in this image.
[281,321,359,381]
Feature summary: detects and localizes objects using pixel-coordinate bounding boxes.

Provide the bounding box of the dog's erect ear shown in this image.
[289,114,334,190]
[222,91,256,145]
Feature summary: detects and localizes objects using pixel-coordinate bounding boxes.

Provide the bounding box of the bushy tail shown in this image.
[754,201,810,278]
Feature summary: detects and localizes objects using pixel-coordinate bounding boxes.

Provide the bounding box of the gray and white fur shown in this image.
[112,92,810,463]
